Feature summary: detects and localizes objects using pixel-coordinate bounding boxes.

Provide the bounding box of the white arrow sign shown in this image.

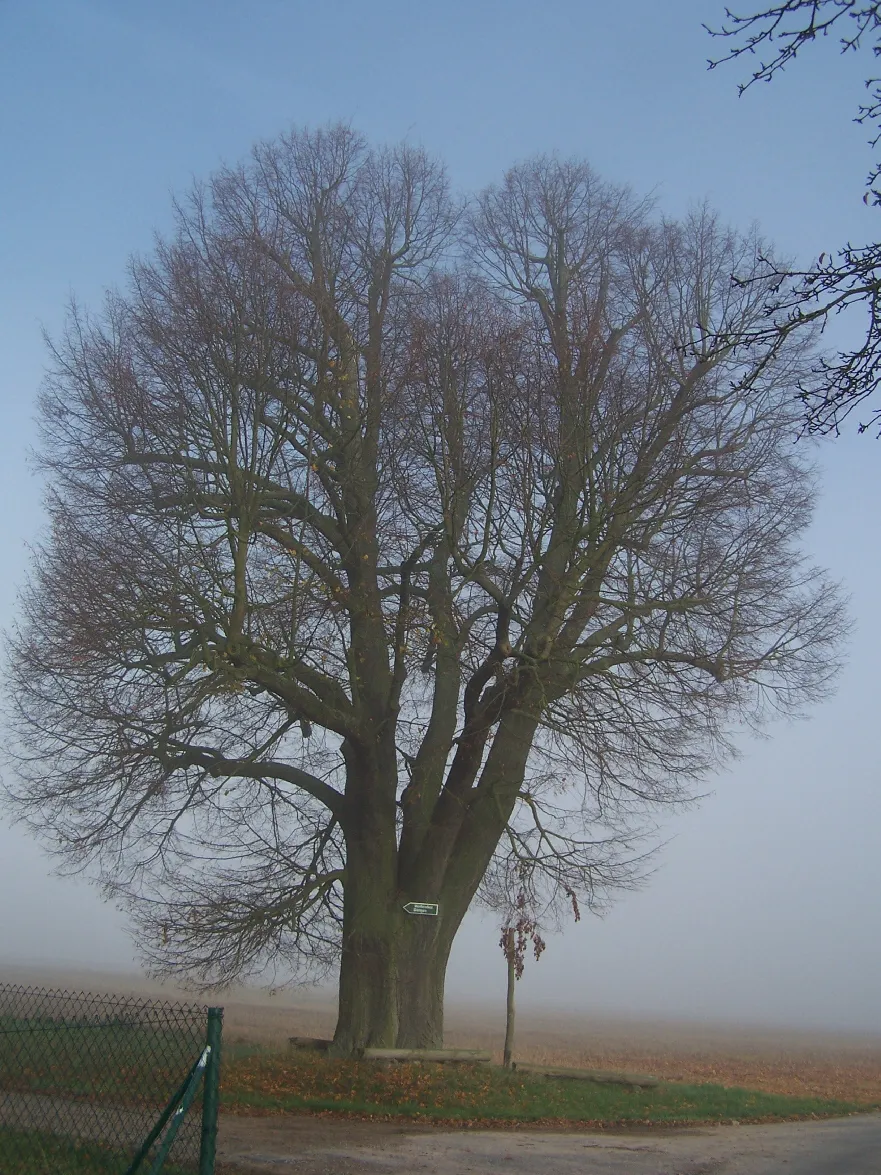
[402,901,439,916]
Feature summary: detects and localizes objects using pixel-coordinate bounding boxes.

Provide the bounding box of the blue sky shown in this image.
[1,0,879,1030]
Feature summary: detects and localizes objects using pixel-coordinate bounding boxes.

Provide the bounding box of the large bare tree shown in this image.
[2,126,847,1053]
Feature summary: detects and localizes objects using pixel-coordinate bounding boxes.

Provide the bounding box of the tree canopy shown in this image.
[2,125,847,1051]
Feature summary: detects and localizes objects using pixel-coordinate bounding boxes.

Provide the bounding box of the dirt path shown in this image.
[218,1111,881,1175]
[3,1091,879,1172]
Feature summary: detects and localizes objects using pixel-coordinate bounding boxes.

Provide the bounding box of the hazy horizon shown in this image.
[2,957,878,1043]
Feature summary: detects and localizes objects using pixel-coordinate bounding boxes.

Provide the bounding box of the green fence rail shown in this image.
[0,984,222,1173]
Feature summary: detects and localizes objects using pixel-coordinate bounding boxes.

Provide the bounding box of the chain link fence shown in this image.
[0,984,222,1174]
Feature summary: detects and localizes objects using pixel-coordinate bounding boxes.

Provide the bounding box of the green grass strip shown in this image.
[221,1052,876,1126]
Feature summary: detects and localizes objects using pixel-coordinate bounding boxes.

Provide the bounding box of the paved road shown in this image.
[218,1113,881,1174]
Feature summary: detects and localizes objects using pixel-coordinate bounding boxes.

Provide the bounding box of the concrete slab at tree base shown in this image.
[511,1063,659,1088]
[362,1047,492,1063]
[288,1037,332,1051]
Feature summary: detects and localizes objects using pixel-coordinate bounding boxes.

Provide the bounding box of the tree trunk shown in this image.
[331,828,463,1054]
[331,795,401,1056]
[331,900,399,1056]
[395,914,455,1048]
[503,946,516,1068]
[331,909,457,1053]
[332,712,536,1056]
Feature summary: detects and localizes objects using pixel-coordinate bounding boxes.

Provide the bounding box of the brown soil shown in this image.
[4,963,880,1105]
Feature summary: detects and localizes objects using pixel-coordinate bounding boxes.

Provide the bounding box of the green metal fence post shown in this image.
[199,1007,223,1175]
